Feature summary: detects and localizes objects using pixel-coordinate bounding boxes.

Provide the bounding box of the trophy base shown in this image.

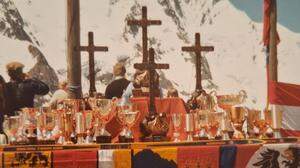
[96,135,111,144]
[140,135,169,142]
[118,136,134,143]
[227,131,234,139]
[38,139,56,145]
[27,136,38,145]
[214,135,223,140]
[10,140,28,146]
[197,137,209,141]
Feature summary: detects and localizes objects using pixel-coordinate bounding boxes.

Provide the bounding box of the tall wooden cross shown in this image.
[128,6,161,63]
[182,33,214,91]
[79,32,108,97]
[134,48,169,115]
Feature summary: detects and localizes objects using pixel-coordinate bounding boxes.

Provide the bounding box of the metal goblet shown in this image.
[89,98,116,143]
[117,105,140,142]
[171,113,182,142]
[6,116,20,144]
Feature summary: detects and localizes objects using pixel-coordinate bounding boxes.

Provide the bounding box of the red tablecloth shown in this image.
[106,97,188,142]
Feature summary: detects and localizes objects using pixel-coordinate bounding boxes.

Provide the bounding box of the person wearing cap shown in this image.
[105,63,130,99]
[5,61,49,116]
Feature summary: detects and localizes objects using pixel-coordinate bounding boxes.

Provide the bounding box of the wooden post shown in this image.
[269,0,281,138]
[269,0,278,82]
[67,0,82,98]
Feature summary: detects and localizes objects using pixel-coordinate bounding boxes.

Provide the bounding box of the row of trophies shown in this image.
[3,98,140,145]
[3,98,274,145]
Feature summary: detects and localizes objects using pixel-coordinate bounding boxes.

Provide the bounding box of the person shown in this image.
[167,88,179,98]
[120,69,162,106]
[105,63,130,99]
[49,81,68,109]
[5,61,49,116]
[0,75,7,132]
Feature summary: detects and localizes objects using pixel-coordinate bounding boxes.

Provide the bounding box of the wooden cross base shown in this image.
[139,113,169,141]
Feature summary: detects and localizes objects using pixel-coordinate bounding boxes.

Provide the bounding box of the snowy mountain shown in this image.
[1,0,300,109]
[0,0,58,92]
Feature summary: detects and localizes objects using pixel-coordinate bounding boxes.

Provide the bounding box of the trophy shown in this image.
[55,110,66,144]
[230,106,248,139]
[61,99,85,144]
[5,116,20,144]
[22,108,38,144]
[84,110,94,143]
[63,112,74,144]
[75,112,85,144]
[117,104,140,142]
[44,111,57,139]
[185,113,194,141]
[171,113,182,142]
[89,98,116,143]
[207,112,224,140]
[193,110,209,140]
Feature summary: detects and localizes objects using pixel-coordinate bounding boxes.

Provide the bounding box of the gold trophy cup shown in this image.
[117,103,140,143]
[230,106,248,139]
[89,98,116,143]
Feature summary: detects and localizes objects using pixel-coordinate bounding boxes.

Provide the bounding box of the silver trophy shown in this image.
[194,110,210,140]
[5,116,20,143]
[171,113,182,142]
[75,112,86,144]
[22,108,38,142]
[185,113,194,141]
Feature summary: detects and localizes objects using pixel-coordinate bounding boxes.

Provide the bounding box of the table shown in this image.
[0,139,298,168]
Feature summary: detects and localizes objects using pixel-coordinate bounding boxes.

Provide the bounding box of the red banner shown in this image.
[53,150,97,168]
[177,146,220,168]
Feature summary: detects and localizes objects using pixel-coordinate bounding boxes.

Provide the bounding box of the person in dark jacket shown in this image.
[105,63,130,99]
[0,75,7,132]
[5,61,49,116]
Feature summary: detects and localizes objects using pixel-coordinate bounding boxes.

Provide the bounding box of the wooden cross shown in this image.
[79,31,108,97]
[134,48,169,115]
[128,6,161,63]
[182,33,214,91]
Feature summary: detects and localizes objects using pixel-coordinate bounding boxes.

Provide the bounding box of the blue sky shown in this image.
[229,0,300,33]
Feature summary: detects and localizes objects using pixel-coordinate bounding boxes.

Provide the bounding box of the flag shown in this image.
[234,144,261,167]
[247,143,300,167]
[263,0,280,46]
[133,148,177,168]
[3,151,52,168]
[53,150,97,168]
[268,81,300,136]
[219,145,237,168]
[177,146,219,168]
